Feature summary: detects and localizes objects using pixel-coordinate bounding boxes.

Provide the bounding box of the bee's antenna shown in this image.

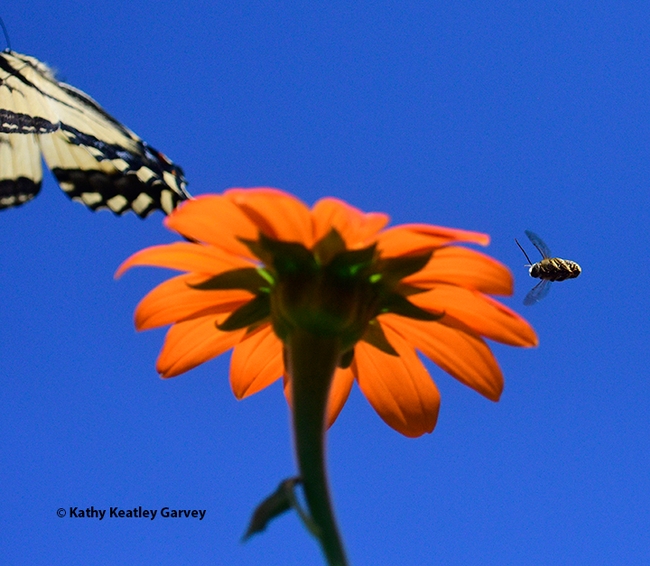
[515,238,533,265]
[0,17,11,51]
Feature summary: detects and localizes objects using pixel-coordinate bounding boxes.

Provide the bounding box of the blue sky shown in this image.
[2,2,649,564]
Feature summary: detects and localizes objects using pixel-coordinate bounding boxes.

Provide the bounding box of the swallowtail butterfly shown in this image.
[0,50,190,217]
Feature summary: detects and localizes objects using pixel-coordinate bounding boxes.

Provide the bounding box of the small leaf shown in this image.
[257,233,317,276]
[239,237,269,263]
[190,268,267,293]
[382,293,444,321]
[217,294,270,331]
[327,243,377,275]
[338,348,355,369]
[394,282,429,297]
[313,228,347,264]
[242,478,302,541]
[376,252,432,285]
[362,321,398,356]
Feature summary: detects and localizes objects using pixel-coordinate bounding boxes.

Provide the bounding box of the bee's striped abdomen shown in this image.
[530,258,581,281]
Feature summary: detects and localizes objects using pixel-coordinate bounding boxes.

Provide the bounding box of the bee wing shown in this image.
[524,279,552,306]
[525,230,552,259]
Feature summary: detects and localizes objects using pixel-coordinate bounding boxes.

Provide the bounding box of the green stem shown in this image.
[285,329,349,566]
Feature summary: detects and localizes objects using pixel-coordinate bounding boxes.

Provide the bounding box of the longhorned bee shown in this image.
[515,230,581,305]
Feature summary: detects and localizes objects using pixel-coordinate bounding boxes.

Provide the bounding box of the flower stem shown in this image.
[286,329,349,566]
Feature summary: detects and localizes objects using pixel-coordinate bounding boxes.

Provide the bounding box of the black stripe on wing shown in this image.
[0,174,40,207]
[49,122,189,217]
[0,50,190,217]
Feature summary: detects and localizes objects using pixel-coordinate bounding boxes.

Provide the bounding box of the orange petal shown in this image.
[164,195,260,259]
[156,316,247,378]
[134,273,253,331]
[410,284,538,347]
[377,224,490,257]
[312,198,390,248]
[116,241,249,278]
[354,326,440,437]
[382,314,503,402]
[229,325,283,399]
[406,246,513,295]
[283,365,355,428]
[225,188,314,246]
[325,367,355,426]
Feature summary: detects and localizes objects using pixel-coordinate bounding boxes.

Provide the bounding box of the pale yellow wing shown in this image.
[0,50,190,217]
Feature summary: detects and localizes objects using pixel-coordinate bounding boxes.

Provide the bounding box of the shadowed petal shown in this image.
[283,364,355,428]
[157,316,248,378]
[354,326,440,437]
[116,241,249,278]
[312,198,390,247]
[406,246,513,295]
[410,284,538,347]
[382,314,503,401]
[225,188,314,246]
[377,224,490,257]
[164,195,260,258]
[325,367,355,426]
[135,274,253,330]
[230,325,283,399]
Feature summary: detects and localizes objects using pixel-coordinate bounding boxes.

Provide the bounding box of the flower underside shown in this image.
[117,188,538,438]
[193,228,442,365]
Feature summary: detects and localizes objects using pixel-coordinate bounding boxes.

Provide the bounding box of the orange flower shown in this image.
[118,187,538,564]
[117,187,537,438]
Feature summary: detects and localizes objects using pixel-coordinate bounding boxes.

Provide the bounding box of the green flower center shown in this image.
[190,228,443,359]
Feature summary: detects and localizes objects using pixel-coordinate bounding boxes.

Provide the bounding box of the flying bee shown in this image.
[515,230,581,306]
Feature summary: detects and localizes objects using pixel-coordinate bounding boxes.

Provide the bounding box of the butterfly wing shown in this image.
[0,130,42,207]
[0,50,189,217]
